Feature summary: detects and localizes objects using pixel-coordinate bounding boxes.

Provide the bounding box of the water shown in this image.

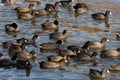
[0,0,120,80]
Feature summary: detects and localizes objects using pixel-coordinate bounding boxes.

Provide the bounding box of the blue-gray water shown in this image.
[0,0,120,80]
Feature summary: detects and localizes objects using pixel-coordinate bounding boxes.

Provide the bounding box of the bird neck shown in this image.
[101,39,106,44]
[32,37,36,41]
[29,4,34,10]
[105,12,109,19]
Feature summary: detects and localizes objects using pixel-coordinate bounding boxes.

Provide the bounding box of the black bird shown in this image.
[73,3,88,14]
[16,60,32,76]
[59,0,73,7]
[5,23,20,32]
[89,68,110,79]
[45,2,61,13]
[91,10,112,20]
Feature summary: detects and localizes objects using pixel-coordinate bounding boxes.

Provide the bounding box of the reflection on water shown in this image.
[0,0,120,80]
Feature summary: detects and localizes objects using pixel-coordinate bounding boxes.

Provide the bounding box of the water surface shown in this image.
[0,0,120,80]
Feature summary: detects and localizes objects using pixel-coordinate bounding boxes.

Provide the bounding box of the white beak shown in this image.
[110,12,112,15]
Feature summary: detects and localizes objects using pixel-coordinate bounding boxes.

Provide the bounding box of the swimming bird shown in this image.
[67,45,82,52]
[18,10,39,20]
[15,50,37,61]
[24,34,39,47]
[41,20,59,30]
[100,48,120,58]
[45,2,61,13]
[15,3,34,13]
[40,40,63,50]
[1,0,16,5]
[89,68,110,79]
[47,55,67,62]
[82,38,109,51]
[49,30,68,40]
[109,64,120,72]
[39,59,68,69]
[16,60,32,76]
[59,0,73,8]
[76,51,98,63]
[5,23,20,32]
[8,43,27,56]
[73,3,88,14]
[91,10,112,20]
[0,58,16,69]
